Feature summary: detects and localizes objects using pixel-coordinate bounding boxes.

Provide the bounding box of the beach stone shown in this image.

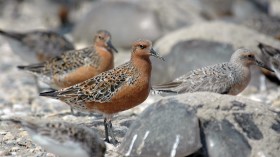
[73,1,162,48]
[239,14,280,39]
[201,119,251,157]
[152,39,234,84]
[149,0,205,32]
[149,92,280,157]
[118,100,201,157]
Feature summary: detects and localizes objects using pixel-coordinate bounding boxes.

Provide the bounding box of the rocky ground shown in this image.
[0,0,280,157]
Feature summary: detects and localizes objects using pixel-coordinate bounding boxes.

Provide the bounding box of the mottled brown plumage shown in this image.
[18,30,118,89]
[153,48,273,96]
[40,39,164,145]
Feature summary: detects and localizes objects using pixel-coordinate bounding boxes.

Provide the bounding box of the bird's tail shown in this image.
[0,29,24,41]
[17,63,45,73]
[152,81,181,90]
[39,90,59,98]
[151,81,181,96]
[151,88,178,96]
[0,117,21,124]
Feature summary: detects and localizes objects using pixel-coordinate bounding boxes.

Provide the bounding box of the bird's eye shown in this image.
[139,45,145,49]
[248,54,254,58]
[98,36,103,40]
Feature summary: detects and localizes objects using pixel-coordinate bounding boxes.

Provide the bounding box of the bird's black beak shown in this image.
[150,48,165,61]
[255,59,274,72]
[107,40,118,53]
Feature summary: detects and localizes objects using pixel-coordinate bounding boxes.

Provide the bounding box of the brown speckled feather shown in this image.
[28,47,101,76]
[57,62,139,103]
[40,40,164,114]
[39,40,164,144]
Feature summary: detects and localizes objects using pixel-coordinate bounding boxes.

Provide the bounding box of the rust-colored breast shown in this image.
[85,57,151,114]
[53,48,114,89]
[95,47,114,72]
[53,66,99,89]
[85,78,150,114]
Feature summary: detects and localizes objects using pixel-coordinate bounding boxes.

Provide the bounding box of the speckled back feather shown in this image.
[153,63,238,94]
[19,47,100,79]
[49,61,139,103]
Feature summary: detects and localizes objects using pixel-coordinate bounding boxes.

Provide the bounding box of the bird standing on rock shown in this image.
[39,40,164,145]
[153,48,274,96]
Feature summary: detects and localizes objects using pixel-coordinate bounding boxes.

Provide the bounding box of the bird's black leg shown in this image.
[104,117,110,143]
[104,117,118,145]
[70,107,81,116]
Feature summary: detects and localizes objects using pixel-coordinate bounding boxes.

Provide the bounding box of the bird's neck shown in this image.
[95,45,114,68]
[232,62,251,83]
[131,55,152,77]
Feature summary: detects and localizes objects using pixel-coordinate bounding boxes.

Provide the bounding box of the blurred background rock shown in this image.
[1,0,280,156]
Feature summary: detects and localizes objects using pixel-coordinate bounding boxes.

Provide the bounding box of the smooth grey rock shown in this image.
[118,100,201,157]
[248,0,269,13]
[233,113,263,140]
[152,39,234,84]
[240,14,280,39]
[196,0,233,19]
[151,92,280,157]
[271,119,280,133]
[155,22,280,57]
[232,0,266,19]
[201,119,251,157]
[149,0,205,32]
[269,0,280,17]
[73,1,162,48]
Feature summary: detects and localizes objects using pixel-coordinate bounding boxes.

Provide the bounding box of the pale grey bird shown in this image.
[153,48,274,96]
[1,118,106,157]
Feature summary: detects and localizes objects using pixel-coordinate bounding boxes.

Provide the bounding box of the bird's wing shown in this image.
[46,47,100,75]
[21,47,99,76]
[17,62,46,73]
[42,62,137,103]
[154,63,235,94]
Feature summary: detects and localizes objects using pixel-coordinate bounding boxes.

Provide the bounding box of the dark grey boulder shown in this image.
[152,39,234,84]
[118,100,201,157]
[201,119,251,157]
[149,92,280,157]
[73,1,162,48]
